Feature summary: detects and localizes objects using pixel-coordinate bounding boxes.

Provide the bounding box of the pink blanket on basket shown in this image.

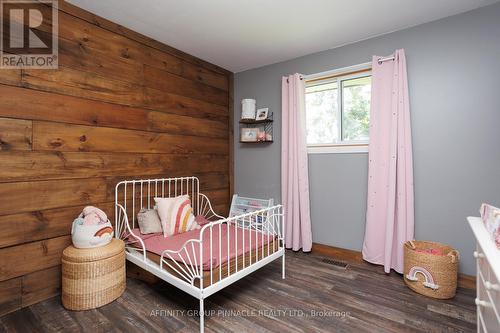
[128,224,274,270]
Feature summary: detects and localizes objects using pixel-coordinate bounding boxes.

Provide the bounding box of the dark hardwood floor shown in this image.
[0,251,476,333]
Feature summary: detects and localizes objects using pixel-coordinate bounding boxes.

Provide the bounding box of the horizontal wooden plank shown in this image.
[311,243,364,263]
[0,84,148,128]
[147,111,227,138]
[59,1,231,77]
[0,178,107,216]
[58,37,144,85]
[176,61,229,92]
[21,266,61,308]
[0,69,21,87]
[0,277,21,316]
[458,274,476,290]
[32,121,228,155]
[20,67,229,124]
[143,87,228,121]
[0,265,63,316]
[0,235,71,282]
[203,188,230,206]
[198,173,230,192]
[144,46,229,91]
[0,202,114,249]
[144,65,228,106]
[0,118,32,151]
[0,85,228,133]
[56,11,145,65]
[22,66,143,107]
[0,151,228,183]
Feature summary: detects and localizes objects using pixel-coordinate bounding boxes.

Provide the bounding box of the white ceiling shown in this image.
[68,0,498,73]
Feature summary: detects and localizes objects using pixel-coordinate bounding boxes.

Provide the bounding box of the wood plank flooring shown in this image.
[0,251,476,333]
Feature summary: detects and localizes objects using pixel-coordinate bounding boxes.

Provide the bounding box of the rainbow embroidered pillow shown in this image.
[154,195,200,237]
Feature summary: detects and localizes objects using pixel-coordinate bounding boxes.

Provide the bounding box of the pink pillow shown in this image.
[154,195,200,237]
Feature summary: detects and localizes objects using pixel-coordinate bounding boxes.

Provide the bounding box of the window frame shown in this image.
[305,63,372,154]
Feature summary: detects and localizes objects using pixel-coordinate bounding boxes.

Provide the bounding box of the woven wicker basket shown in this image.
[403,240,458,299]
[62,238,126,310]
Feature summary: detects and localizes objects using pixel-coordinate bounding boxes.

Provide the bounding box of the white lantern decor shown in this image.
[241,99,256,119]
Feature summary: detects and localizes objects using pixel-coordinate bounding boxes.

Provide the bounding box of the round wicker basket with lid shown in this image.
[62,238,125,310]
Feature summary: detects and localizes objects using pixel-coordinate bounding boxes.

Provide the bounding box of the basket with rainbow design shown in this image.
[403,240,459,299]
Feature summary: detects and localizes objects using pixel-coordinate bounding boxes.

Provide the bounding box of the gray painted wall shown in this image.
[233,3,500,275]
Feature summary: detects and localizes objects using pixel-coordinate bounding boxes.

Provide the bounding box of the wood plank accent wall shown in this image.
[0,1,233,316]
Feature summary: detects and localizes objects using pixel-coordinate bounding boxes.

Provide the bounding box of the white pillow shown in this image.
[154,195,200,237]
[137,208,162,234]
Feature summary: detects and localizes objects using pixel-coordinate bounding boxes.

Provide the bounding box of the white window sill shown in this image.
[307,144,369,154]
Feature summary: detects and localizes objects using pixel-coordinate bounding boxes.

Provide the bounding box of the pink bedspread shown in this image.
[128,224,273,270]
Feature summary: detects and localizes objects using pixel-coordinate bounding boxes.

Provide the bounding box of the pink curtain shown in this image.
[362,49,414,273]
[281,73,312,252]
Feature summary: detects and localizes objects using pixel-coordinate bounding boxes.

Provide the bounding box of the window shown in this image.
[305,68,371,153]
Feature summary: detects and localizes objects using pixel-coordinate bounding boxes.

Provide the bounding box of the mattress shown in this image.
[128,224,278,287]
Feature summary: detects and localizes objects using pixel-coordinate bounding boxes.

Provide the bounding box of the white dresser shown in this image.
[469,217,500,333]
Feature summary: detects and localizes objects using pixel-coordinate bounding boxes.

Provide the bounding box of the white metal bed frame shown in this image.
[114,176,285,333]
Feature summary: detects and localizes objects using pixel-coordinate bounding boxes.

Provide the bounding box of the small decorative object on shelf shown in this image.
[257,129,266,141]
[239,109,273,144]
[255,107,269,121]
[241,99,256,119]
[241,127,258,142]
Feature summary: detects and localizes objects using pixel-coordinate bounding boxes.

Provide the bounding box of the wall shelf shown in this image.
[239,118,273,125]
[239,140,274,144]
[239,111,273,144]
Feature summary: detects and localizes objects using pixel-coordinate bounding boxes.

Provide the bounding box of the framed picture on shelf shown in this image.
[241,128,258,142]
[255,108,269,121]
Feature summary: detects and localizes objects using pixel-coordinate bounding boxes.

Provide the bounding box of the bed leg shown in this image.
[282,251,286,279]
[199,298,204,333]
